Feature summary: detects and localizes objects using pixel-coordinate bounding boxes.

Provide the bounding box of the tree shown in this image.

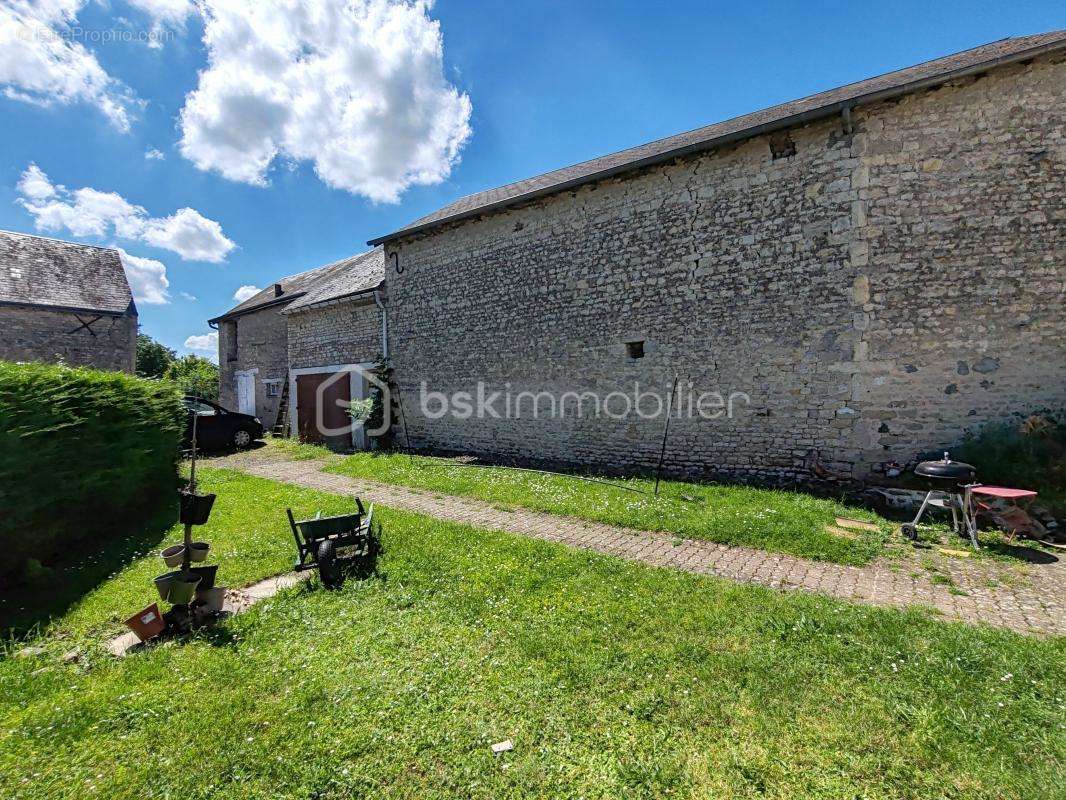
[164,355,219,401]
[136,334,176,379]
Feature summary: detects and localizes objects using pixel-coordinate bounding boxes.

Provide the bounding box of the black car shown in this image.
[183,395,265,451]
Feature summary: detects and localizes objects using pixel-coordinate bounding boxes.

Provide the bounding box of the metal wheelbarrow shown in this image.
[286,499,380,589]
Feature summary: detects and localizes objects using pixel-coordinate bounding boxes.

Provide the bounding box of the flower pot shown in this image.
[179,492,216,526]
[188,542,210,563]
[161,545,185,568]
[154,570,180,602]
[189,564,218,590]
[195,586,226,613]
[167,573,202,605]
[125,603,165,642]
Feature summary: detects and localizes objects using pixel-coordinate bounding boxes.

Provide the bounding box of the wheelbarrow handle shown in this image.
[285,508,303,554]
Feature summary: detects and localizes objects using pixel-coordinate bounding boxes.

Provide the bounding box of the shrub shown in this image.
[164,354,219,401]
[0,361,185,580]
[954,415,1065,516]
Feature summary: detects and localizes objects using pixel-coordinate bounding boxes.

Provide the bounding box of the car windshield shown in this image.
[183,399,217,416]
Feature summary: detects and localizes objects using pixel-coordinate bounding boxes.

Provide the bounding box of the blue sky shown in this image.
[1,1,1061,359]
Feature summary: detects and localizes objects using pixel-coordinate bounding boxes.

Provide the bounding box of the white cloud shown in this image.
[180,291,197,301]
[140,207,235,263]
[233,284,260,302]
[16,163,56,201]
[125,0,198,49]
[125,0,197,27]
[184,331,219,353]
[116,247,170,305]
[17,164,237,262]
[179,0,472,202]
[0,1,138,131]
[145,147,166,160]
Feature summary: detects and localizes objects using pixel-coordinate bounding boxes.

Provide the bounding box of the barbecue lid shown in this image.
[914,452,976,480]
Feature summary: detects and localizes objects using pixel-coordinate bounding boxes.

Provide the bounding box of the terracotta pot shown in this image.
[188,542,210,563]
[195,586,226,613]
[189,564,218,590]
[167,573,202,605]
[161,545,185,568]
[125,603,165,642]
[154,570,180,602]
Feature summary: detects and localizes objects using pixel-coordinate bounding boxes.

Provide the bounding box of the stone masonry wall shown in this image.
[849,56,1066,474]
[385,55,1065,482]
[0,305,136,373]
[286,299,382,370]
[218,305,289,428]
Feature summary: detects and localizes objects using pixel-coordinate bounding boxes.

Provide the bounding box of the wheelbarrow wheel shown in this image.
[901,523,918,541]
[316,539,344,589]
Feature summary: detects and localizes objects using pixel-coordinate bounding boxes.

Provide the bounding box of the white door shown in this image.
[236,372,255,415]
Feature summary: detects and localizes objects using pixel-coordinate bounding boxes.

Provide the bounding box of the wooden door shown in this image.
[296,372,351,446]
[236,372,256,415]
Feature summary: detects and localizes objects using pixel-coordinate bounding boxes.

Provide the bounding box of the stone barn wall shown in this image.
[217,305,289,427]
[0,305,136,373]
[384,54,1065,482]
[849,57,1065,466]
[286,299,382,369]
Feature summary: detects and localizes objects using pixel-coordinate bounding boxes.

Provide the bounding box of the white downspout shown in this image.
[373,288,388,360]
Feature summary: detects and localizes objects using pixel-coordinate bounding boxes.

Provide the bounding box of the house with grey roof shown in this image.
[209,247,385,446]
[366,31,1066,483]
[0,229,137,373]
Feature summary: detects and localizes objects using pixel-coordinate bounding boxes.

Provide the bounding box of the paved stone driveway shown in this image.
[213,451,1065,636]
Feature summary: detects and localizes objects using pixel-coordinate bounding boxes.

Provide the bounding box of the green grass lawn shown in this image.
[2,468,1063,799]
[0,469,357,639]
[326,450,888,565]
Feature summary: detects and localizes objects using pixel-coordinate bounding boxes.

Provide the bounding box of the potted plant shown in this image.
[161,545,185,568]
[189,564,218,590]
[179,491,216,526]
[154,570,180,602]
[195,586,226,613]
[167,572,202,605]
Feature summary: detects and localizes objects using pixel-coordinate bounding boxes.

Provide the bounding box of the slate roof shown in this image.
[284,248,385,314]
[209,247,384,322]
[369,30,1066,246]
[0,229,134,316]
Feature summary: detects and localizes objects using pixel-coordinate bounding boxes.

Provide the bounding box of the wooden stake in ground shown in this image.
[654,374,679,497]
[181,412,199,578]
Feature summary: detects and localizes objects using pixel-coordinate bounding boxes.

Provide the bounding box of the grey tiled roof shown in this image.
[369,30,1066,245]
[0,229,134,316]
[284,248,384,313]
[209,247,384,322]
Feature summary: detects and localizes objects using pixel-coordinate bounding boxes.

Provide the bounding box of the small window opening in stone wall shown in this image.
[224,320,238,362]
[265,381,281,398]
[626,341,645,359]
[769,131,796,160]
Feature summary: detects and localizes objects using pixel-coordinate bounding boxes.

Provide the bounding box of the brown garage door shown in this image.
[295,372,351,446]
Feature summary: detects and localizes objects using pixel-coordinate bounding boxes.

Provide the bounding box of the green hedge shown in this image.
[0,362,185,580]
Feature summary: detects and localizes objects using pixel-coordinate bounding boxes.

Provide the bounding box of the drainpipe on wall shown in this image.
[373,288,389,360]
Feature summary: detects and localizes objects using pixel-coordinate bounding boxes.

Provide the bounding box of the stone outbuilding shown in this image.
[209,248,385,447]
[0,229,137,373]
[368,31,1066,482]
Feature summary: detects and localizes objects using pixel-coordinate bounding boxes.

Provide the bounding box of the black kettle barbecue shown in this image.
[901,452,979,548]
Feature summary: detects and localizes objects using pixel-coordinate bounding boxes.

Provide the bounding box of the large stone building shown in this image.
[364,32,1065,482]
[0,230,137,373]
[210,248,385,447]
